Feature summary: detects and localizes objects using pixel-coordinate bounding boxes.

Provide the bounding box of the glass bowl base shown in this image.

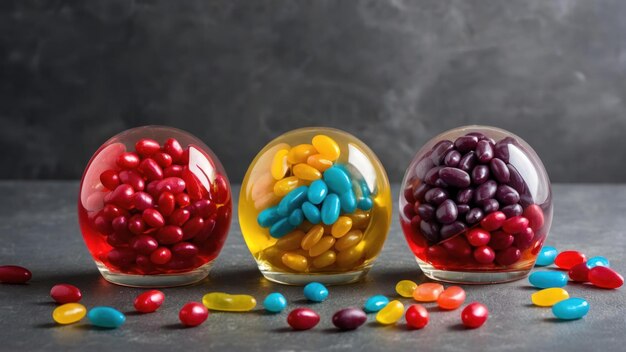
[416,258,531,284]
[260,266,371,286]
[96,262,213,288]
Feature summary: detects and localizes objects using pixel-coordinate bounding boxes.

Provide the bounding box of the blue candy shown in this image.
[87,306,126,329]
[301,201,321,224]
[257,206,282,227]
[586,256,610,268]
[340,190,357,213]
[529,271,568,288]
[288,209,304,226]
[270,218,295,238]
[303,282,329,302]
[363,295,389,313]
[321,194,341,225]
[359,180,371,197]
[307,180,328,205]
[552,298,589,320]
[263,292,287,313]
[277,186,308,216]
[535,246,558,266]
[323,166,352,194]
[357,197,373,211]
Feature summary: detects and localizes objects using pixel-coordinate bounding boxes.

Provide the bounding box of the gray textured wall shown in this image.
[1,0,625,182]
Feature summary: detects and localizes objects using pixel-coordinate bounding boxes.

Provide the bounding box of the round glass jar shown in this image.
[78,126,232,287]
[239,127,392,285]
[400,125,552,284]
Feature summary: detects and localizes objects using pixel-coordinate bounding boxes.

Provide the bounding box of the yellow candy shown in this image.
[331,216,353,238]
[271,149,289,180]
[274,176,300,196]
[202,292,257,312]
[348,209,370,229]
[376,300,404,325]
[306,154,333,172]
[276,230,306,251]
[335,229,363,251]
[287,144,317,164]
[281,252,309,272]
[301,225,324,250]
[53,303,87,325]
[336,243,364,268]
[531,288,570,307]
[312,135,340,161]
[293,163,322,181]
[395,280,418,298]
[308,236,336,257]
[312,250,337,268]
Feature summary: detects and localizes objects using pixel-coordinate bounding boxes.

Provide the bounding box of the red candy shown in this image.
[501,216,529,234]
[495,246,521,266]
[523,204,544,231]
[473,246,495,264]
[164,138,184,162]
[117,152,140,169]
[568,262,590,282]
[139,158,164,181]
[100,170,120,190]
[134,290,165,313]
[50,284,82,304]
[588,266,624,289]
[466,228,490,247]
[405,304,429,329]
[142,208,165,228]
[135,138,161,156]
[179,302,209,327]
[554,250,587,270]
[480,211,506,231]
[461,302,488,329]
[287,308,320,330]
[150,247,172,265]
[0,265,32,284]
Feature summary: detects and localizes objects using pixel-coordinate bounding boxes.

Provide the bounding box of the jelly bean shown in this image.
[588,266,624,289]
[278,186,308,216]
[307,180,328,205]
[304,282,329,302]
[312,135,340,161]
[270,218,296,238]
[309,236,335,257]
[263,292,287,313]
[340,191,358,213]
[413,283,444,302]
[466,228,491,247]
[282,252,309,272]
[105,184,135,209]
[440,221,467,240]
[501,216,529,234]
[321,193,341,225]
[376,300,404,325]
[496,246,522,266]
[554,250,587,270]
[179,302,209,327]
[552,298,589,320]
[357,197,373,211]
[117,152,140,169]
[135,138,160,156]
[134,290,165,313]
[287,209,304,227]
[293,163,322,181]
[335,229,363,251]
[271,149,289,180]
[480,211,506,231]
[529,271,568,288]
[0,265,32,284]
[514,227,535,250]
[331,216,353,238]
[444,150,461,167]
[142,208,165,228]
[155,177,186,194]
[424,187,449,206]
[53,303,87,325]
[155,225,183,245]
[535,246,558,266]
[301,201,321,224]
[175,192,190,207]
[182,216,205,239]
[395,280,418,298]
[139,158,164,181]
[258,206,282,227]
[108,247,136,267]
[586,256,610,268]
[531,288,569,307]
[523,204,544,231]
[489,158,510,183]
[502,204,523,218]
[461,302,488,328]
[458,151,477,172]
[323,166,351,194]
[405,304,429,329]
[307,154,333,172]
[169,208,191,227]
[430,140,454,165]
[153,151,173,168]
[287,144,317,164]
[274,176,300,197]
[131,192,153,211]
[439,167,471,188]
[312,250,337,268]
[489,230,514,250]
[437,286,466,310]
[454,135,479,153]
[150,247,172,265]
[87,306,126,328]
[301,225,324,250]
[50,284,82,304]
[100,169,120,190]
[332,308,367,330]
[162,138,184,162]
[465,207,484,225]
[435,199,458,225]
[164,165,184,178]
[202,292,257,312]
[496,185,520,205]
[476,140,494,163]
[364,295,389,313]
[473,246,496,264]
[568,262,590,282]
[287,308,320,330]
[172,242,199,258]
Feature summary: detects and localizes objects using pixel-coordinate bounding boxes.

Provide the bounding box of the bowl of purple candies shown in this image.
[400,125,553,284]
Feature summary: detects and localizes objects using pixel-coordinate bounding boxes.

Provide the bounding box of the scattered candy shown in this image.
[461,302,488,328]
[531,288,569,307]
[364,295,389,313]
[50,284,82,304]
[552,298,589,320]
[134,290,165,313]
[405,304,429,329]
[202,292,257,312]
[395,280,417,298]
[554,251,586,270]
[303,282,329,302]
[413,283,444,302]
[52,303,87,325]
[376,300,404,325]
[586,256,610,268]
[287,308,320,330]
[568,262,590,282]
[0,265,32,284]
[535,246,558,266]
[263,292,287,313]
[87,306,126,329]
[528,271,568,289]
[437,286,466,310]
[332,308,367,330]
[588,266,624,289]
[179,302,209,327]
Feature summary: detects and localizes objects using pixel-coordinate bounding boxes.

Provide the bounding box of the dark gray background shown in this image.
[1,0,625,182]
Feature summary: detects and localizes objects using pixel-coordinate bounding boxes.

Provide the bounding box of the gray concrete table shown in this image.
[1,182,625,351]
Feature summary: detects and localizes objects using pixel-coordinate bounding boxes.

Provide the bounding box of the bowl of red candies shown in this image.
[400,126,552,283]
[78,126,232,287]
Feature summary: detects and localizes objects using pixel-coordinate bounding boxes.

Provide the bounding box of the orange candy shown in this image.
[437,286,466,310]
[412,283,444,302]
